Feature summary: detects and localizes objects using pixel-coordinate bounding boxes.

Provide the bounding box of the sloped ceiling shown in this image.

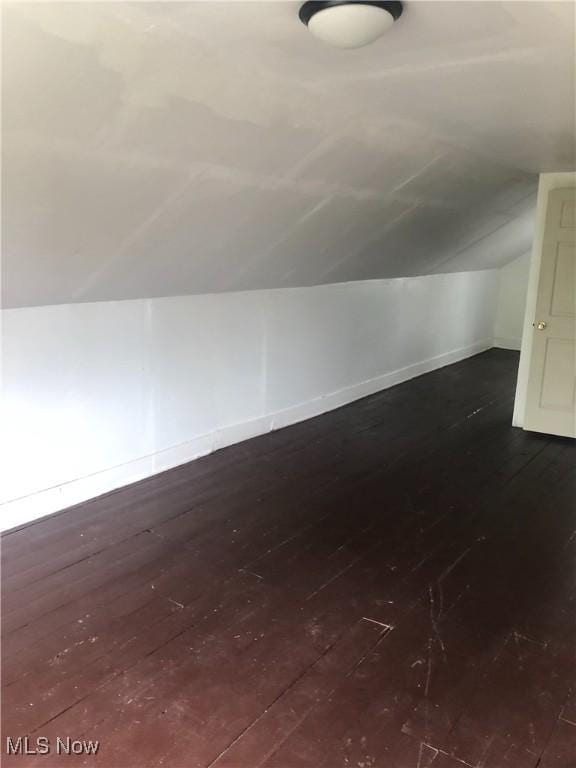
[2,1,575,308]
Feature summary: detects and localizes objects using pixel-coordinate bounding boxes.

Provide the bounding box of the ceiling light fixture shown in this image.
[299,1,403,49]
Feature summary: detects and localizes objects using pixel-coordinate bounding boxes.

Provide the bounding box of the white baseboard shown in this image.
[0,338,493,533]
[493,336,522,351]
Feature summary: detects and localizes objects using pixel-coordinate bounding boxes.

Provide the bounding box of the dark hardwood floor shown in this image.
[1,349,574,768]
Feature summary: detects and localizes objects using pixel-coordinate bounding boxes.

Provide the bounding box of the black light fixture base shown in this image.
[299,0,404,27]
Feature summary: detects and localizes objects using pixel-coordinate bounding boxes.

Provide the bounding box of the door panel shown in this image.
[549,243,574,317]
[524,188,575,438]
[540,339,574,410]
[560,199,575,228]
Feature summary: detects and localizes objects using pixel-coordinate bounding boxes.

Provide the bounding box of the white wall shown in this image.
[493,252,531,351]
[0,271,499,531]
[513,172,576,427]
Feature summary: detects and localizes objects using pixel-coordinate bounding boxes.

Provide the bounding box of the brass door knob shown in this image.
[536,321,547,330]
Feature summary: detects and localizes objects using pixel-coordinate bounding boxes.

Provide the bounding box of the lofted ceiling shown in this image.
[2,0,575,308]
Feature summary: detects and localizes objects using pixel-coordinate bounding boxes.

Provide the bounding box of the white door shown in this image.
[524,187,575,438]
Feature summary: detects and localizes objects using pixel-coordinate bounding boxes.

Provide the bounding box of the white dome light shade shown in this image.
[308,4,393,48]
[300,1,403,49]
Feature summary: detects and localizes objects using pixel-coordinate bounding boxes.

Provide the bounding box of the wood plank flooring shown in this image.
[1,349,574,768]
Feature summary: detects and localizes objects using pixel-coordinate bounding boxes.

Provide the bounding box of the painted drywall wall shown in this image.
[493,252,531,351]
[0,271,498,531]
[513,172,576,428]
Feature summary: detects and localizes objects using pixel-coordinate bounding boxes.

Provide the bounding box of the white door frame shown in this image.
[513,171,576,428]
